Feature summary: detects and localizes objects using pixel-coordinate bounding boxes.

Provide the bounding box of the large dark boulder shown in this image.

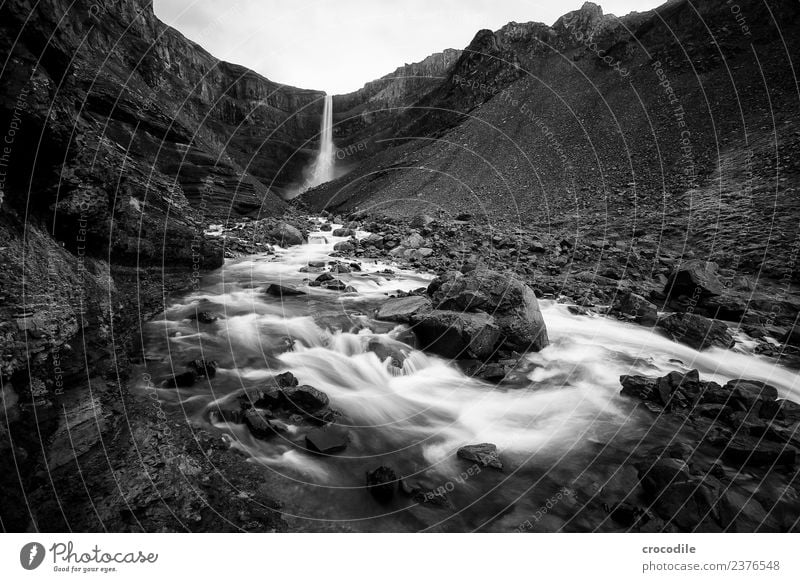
[427,268,549,352]
[665,259,725,299]
[411,310,500,359]
[376,296,432,323]
[269,223,304,247]
[366,466,397,503]
[265,283,306,297]
[613,291,658,325]
[281,385,330,414]
[657,312,734,351]
[305,425,350,454]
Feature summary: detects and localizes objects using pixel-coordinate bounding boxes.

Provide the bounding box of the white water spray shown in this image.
[302,94,335,192]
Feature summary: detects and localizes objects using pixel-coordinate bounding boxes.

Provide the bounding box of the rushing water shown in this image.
[136,220,800,532]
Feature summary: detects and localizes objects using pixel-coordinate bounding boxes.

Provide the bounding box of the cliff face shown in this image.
[0,0,324,531]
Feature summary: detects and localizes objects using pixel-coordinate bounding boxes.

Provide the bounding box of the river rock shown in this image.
[275,371,298,388]
[323,279,348,291]
[332,228,354,237]
[665,259,725,298]
[411,310,500,359]
[410,214,435,229]
[401,232,425,249]
[305,425,350,454]
[244,408,283,439]
[457,443,503,470]
[427,268,549,352]
[657,312,734,351]
[725,379,779,409]
[269,223,304,247]
[333,240,355,252]
[366,466,397,503]
[614,291,658,325]
[265,283,306,297]
[281,385,330,414]
[191,311,219,324]
[376,296,432,323]
[186,358,218,379]
[163,370,198,388]
[722,437,796,467]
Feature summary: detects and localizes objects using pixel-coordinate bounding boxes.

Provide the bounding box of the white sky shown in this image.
[154,1,663,94]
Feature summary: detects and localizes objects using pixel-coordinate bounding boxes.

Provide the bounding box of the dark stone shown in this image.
[614,291,658,325]
[191,311,219,324]
[323,279,348,291]
[186,358,218,379]
[244,408,282,439]
[265,283,306,297]
[275,371,298,388]
[620,375,657,401]
[665,259,725,298]
[333,241,355,252]
[281,385,330,414]
[332,228,354,237]
[366,466,397,503]
[721,437,796,467]
[315,272,335,283]
[163,370,198,388]
[725,379,779,408]
[376,296,432,323]
[305,425,350,454]
[269,223,304,247]
[427,268,548,352]
[457,443,503,470]
[411,310,500,359]
[657,313,734,351]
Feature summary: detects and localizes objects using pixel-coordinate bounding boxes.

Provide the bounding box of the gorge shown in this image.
[1,0,799,533]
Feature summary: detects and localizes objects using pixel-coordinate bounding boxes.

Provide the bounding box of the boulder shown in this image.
[186,358,218,379]
[275,371,298,388]
[457,443,503,470]
[722,437,796,467]
[427,268,549,352]
[401,232,425,249]
[281,385,330,414]
[411,310,500,359]
[163,370,198,388]
[191,311,219,324]
[725,379,779,409]
[333,240,355,253]
[410,214,435,229]
[305,425,349,454]
[665,259,725,298]
[269,223,304,247]
[323,279,348,291]
[265,283,306,297]
[376,296,432,323]
[614,291,658,325]
[332,228,354,237]
[657,312,734,351]
[366,466,397,503]
[244,408,282,439]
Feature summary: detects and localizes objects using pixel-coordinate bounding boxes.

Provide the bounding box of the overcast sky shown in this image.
[154,0,663,94]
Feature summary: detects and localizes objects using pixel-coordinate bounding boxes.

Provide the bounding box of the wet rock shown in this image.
[244,408,283,439]
[163,370,198,388]
[315,272,335,283]
[275,371,298,388]
[721,437,796,467]
[614,291,658,325]
[366,466,397,503]
[665,259,725,299]
[457,443,503,470]
[333,240,355,252]
[657,312,734,351]
[376,296,432,323]
[191,311,219,324]
[269,223,304,247]
[208,408,242,424]
[725,379,778,409]
[367,339,407,367]
[323,279,348,291]
[319,224,332,232]
[186,358,218,379]
[305,425,350,454]
[281,385,330,414]
[329,263,352,274]
[411,310,500,359]
[620,375,658,401]
[332,228,354,237]
[265,283,306,297]
[427,268,548,352]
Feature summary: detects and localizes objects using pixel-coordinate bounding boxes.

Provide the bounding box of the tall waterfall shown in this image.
[302,94,335,192]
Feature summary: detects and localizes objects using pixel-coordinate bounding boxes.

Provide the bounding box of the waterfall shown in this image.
[301,94,335,192]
